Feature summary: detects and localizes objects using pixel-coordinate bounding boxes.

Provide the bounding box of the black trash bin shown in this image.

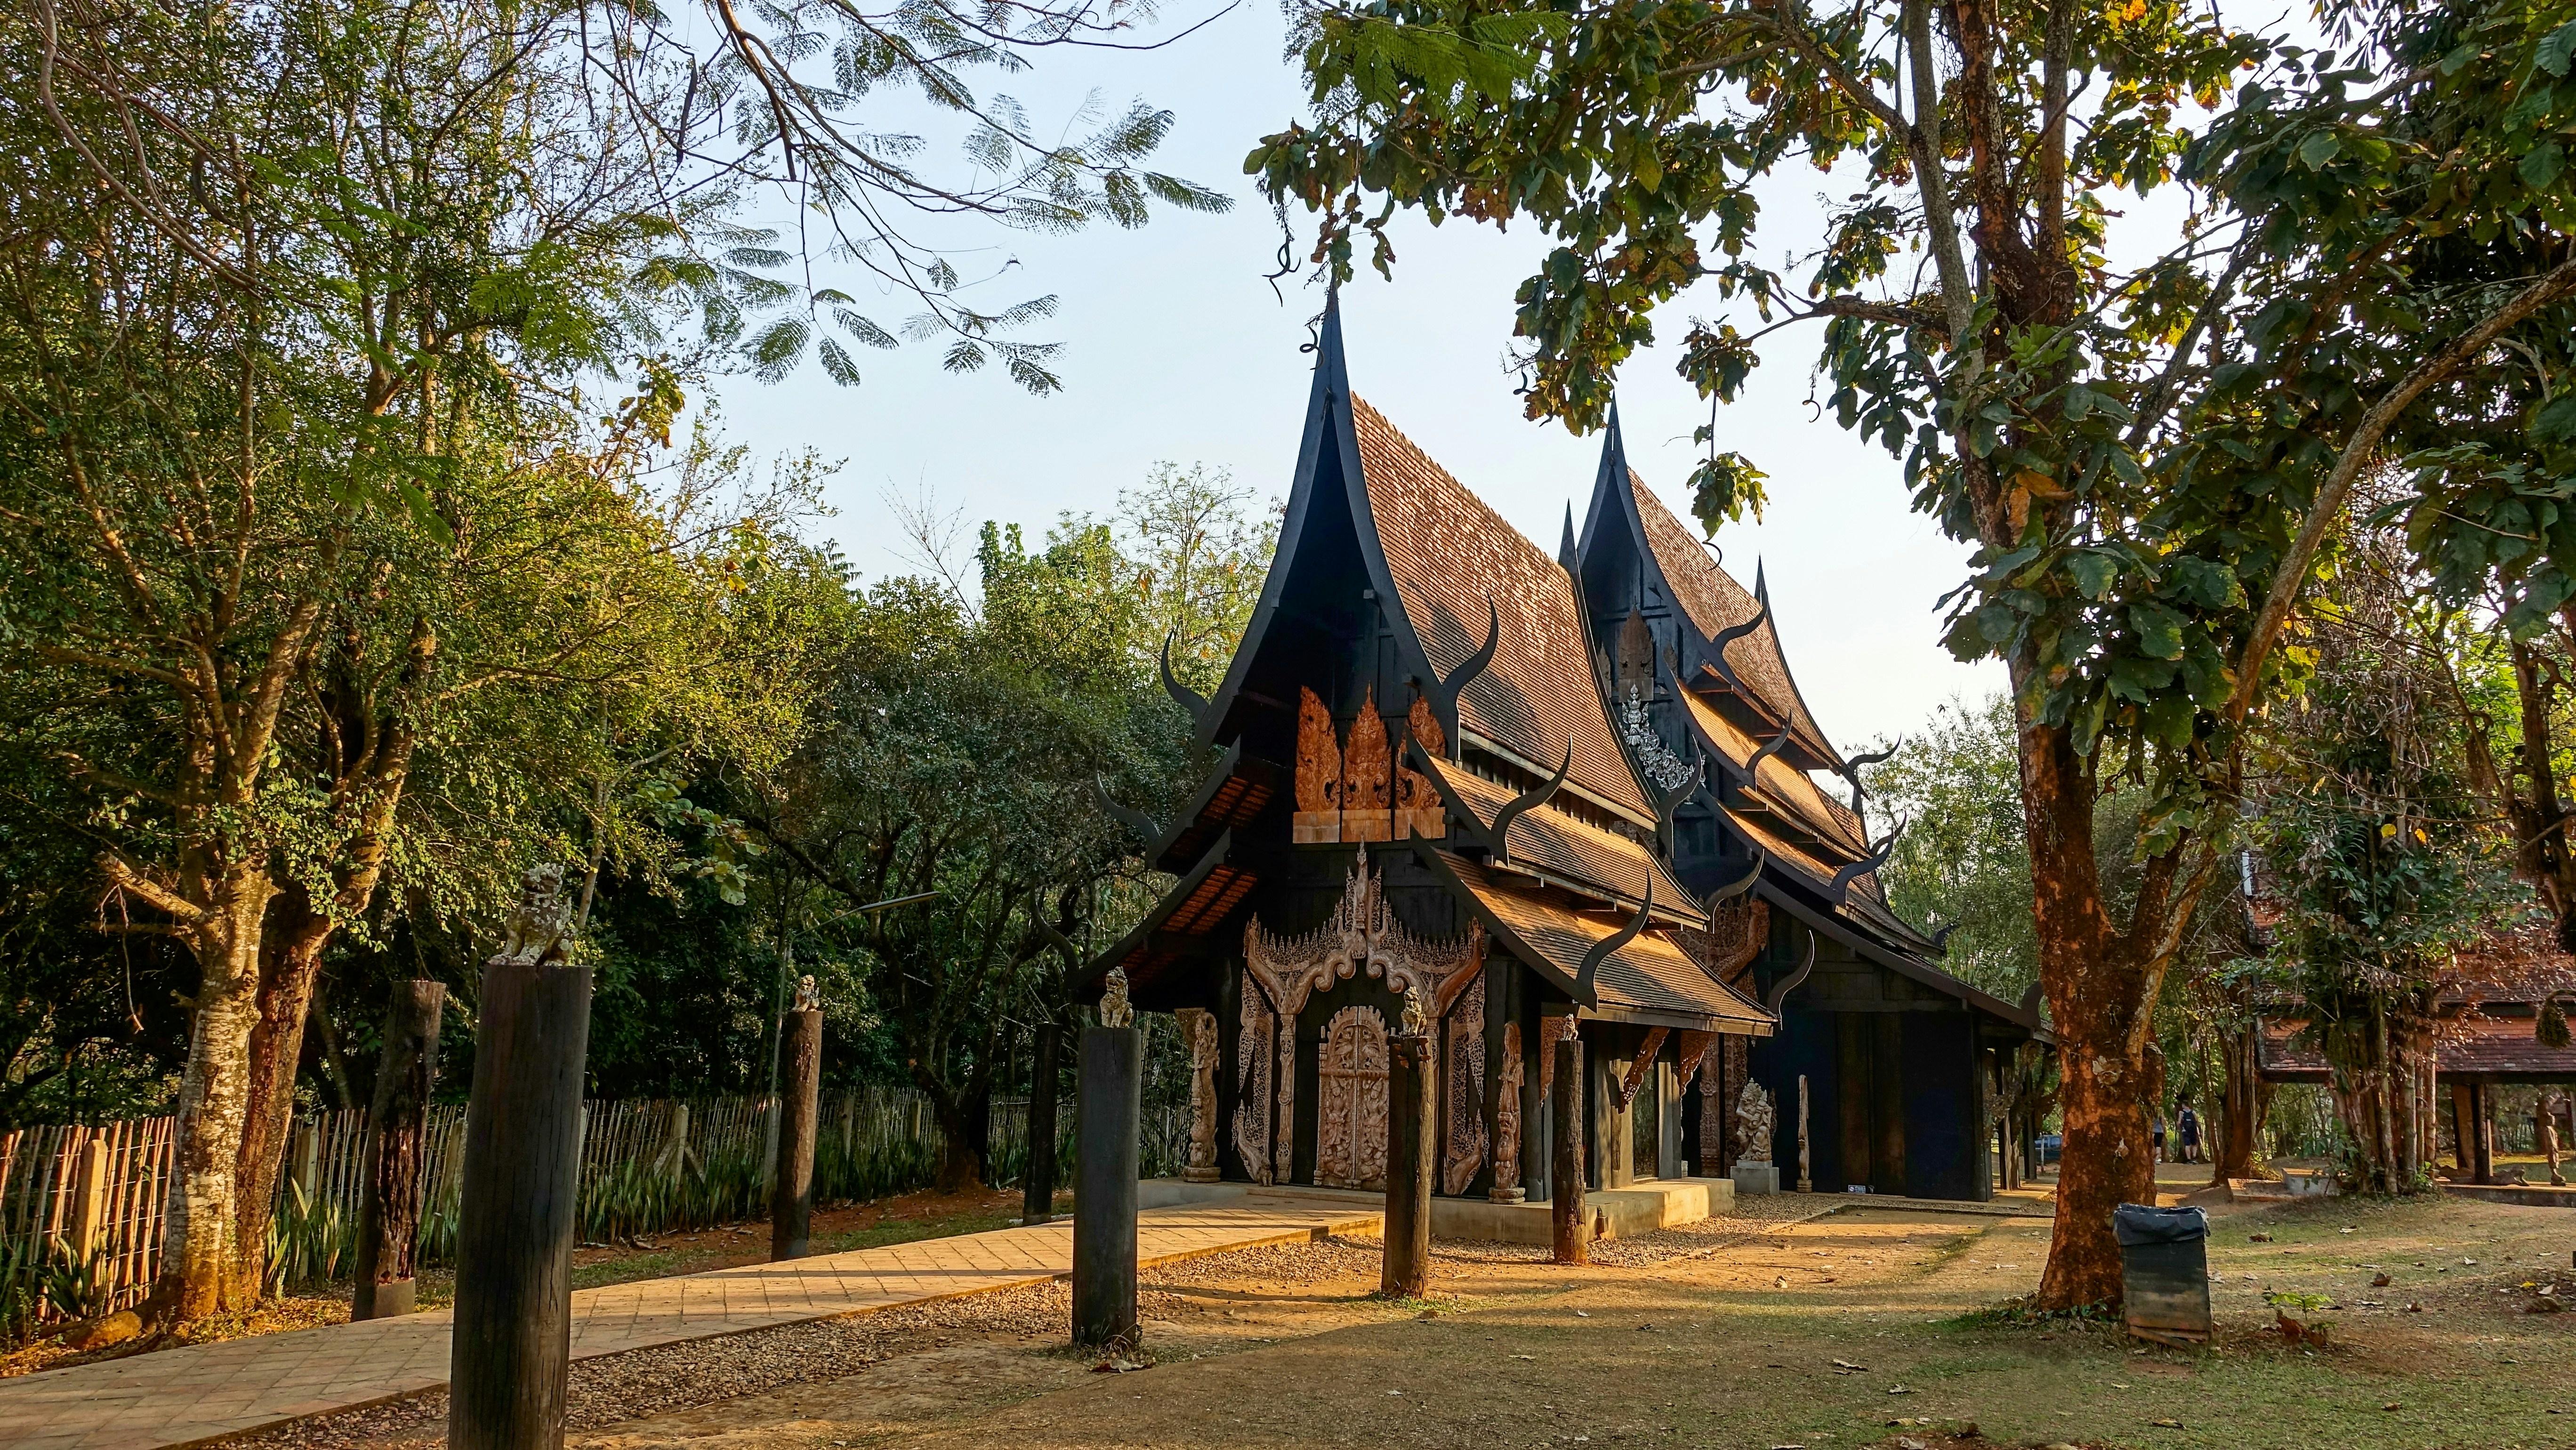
[2114,1203,2210,1347]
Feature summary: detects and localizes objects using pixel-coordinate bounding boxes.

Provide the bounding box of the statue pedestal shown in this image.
[1732,1160,1780,1196]
[1181,1165,1221,1184]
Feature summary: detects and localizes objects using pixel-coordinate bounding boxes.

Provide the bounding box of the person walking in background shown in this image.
[2176,1100,2203,1165]
[2151,1113,2167,1163]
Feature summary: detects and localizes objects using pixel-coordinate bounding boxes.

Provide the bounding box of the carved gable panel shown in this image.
[1295,687,1343,844]
[1396,692,1448,840]
[1341,686,1392,842]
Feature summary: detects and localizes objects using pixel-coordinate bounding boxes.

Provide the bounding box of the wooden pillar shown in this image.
[449,958,593,1450]
[2449,1082,2474,1175]
[1071,1024,1140,1347]
[354,979,446,1320]
[2463,1081,2483,1184]
[1656,1060,1682,1181]
[1592,1044,1631,1189]
[770,1007,823,1261]
[1382,1032,1435,1298]
[1550,1035,1586,1265]
[1024,1022,1062,1224]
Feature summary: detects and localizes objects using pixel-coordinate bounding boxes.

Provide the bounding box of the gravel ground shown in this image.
[222,1197,1835,1449]
[233,1275,1164,1450]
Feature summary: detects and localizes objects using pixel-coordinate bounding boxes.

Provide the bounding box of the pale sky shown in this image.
[702,1,2019,755]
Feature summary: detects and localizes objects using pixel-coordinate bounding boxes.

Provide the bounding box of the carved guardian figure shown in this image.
[1735,1079,1776,1164]
[1489,1021,1526,1202]
[1181,1008,1221,1182]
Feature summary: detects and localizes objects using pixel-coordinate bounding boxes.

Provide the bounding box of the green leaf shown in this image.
[2129,601,2186,659]
[2067,551,2119,600]
[2297,130,2343,169]
[2520,142,2565,192]
[2533,395,2576,447]
[2538,20,2576,78]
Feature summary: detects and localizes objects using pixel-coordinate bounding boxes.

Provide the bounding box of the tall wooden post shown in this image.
[1024,1021,1061,1225]
[449,954,592,1450]
[1550,1034,1586,1265]
[2463,1081,2483,1184]
[1382,1031,1435,1297]
[771,1000,823,1261]
[354,979,446,1320]
[1072,1023,1140,1347]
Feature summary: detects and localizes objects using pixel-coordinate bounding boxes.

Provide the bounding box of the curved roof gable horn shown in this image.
[1575,876,1653,996]
[1159,635,1211,731]
[1490,739,1573,866]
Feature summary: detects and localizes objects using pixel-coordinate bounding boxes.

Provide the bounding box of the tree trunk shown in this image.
[146,860,279,1323]
[2021,722,2157,1311]
[2214,1024,2263,1183]
[922,1079,989,1194]
[228,714,417,1301]
[1023,1022,1061,1224]
[232,887,336,1302]
[354,979,444,1320]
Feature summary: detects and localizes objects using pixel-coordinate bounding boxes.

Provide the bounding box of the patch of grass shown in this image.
[815,1208,1022,1256]
[570,1250,697,1292]
[1948,1294,2119,1329]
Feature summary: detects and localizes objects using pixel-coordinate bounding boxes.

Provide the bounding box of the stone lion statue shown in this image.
[492,863,575,967]
[1099,966,1135,1028]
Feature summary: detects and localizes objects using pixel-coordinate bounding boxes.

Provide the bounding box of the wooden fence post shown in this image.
[69,1134,109,1271]
[449,950,593,1450]
[1023,1022,1061,1225]
[290,1120,321,1202]
[771,999,822,1261]
[354,980,446,1320]
[1551,1035,1586,1265]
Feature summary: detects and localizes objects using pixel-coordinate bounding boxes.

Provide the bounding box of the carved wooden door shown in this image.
[1316,1006,1390,1189]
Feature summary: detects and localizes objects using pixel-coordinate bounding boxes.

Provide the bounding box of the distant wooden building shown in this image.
[1084,306,2045,1205]
[2257,924,2576,1183]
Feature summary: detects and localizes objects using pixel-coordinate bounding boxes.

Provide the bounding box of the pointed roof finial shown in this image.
[1314,283,1351,395]
[1753,558,1770,607]
[1560,503,1580,571]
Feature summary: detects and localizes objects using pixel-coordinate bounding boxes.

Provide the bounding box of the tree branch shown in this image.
[2227,252,2576,725]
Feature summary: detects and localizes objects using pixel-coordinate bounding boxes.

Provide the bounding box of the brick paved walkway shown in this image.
[4,1191,1382,1450]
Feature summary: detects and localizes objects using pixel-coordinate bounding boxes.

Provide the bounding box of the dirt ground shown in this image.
[224,1178,2576,1450]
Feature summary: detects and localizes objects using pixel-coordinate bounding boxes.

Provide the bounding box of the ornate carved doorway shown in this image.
[1316,1006,1390,1189]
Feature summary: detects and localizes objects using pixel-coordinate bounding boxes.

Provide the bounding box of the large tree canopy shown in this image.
[1250,0,2576,1304]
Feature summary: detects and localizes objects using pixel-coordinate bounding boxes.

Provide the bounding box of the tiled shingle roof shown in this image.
[2261,1015,2576,1081]
[1627,472,1840,769]
[1441,852,1771,1031]
[1350,396,1652,820]
[1437,768,1697,914]
[1682,691,1871,861]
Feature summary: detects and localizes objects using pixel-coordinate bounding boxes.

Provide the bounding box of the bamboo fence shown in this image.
[1,1087,1183,1341]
